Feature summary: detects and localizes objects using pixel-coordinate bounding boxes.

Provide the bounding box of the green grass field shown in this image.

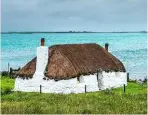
[1,76,147,114]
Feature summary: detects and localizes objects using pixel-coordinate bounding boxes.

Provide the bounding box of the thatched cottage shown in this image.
[14,38,127,94]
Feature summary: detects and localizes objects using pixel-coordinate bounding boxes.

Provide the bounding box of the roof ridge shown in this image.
[49,43,98,47]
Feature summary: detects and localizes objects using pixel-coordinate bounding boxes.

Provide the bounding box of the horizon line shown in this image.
[1,31,147,34]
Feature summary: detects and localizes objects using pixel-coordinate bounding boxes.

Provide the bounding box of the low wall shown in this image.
[14,71,127,94]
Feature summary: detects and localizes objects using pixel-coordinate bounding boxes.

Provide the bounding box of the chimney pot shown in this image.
[41,38,45,46]
[105,43,109,51]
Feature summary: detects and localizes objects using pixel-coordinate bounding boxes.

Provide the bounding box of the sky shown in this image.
[1,0,147,32]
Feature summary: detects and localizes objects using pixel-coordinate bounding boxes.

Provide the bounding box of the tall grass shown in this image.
[1,76,147,114]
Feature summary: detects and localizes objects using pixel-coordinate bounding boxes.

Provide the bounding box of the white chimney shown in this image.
[34,38,48,78]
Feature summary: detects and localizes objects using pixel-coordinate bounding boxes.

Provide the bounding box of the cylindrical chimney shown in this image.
[41,38,45,46]
[105,43,109,51]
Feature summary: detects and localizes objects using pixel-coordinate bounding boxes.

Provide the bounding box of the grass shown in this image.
[0,76,147,114]
[1,76,14,95]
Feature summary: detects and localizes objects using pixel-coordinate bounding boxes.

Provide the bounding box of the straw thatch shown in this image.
[17,43,126,80]
[17,57,36,78]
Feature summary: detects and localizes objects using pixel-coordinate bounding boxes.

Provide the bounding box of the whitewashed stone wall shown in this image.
[14,71,127,94]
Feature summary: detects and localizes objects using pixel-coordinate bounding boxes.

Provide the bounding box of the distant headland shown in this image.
[1,31,147,34]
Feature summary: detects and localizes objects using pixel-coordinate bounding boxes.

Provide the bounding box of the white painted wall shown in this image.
[98,71,127,90]
[80,74,98,84]
[14,71,127,94]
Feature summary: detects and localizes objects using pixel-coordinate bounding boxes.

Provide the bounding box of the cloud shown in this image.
[2,0,147,32]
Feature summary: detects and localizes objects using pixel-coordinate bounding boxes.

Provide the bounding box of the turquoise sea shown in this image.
[1,33,147,80]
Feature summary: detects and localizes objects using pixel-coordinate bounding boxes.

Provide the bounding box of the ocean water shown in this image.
[1,33,147,80]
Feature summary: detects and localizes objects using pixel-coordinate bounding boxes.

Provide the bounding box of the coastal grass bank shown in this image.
[1,76,147,114]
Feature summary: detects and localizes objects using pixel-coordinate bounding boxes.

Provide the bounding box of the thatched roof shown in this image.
[17,57,36,78]
[17,43,126,80]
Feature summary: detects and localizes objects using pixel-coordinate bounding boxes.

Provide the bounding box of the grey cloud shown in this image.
[2,0,147,32]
